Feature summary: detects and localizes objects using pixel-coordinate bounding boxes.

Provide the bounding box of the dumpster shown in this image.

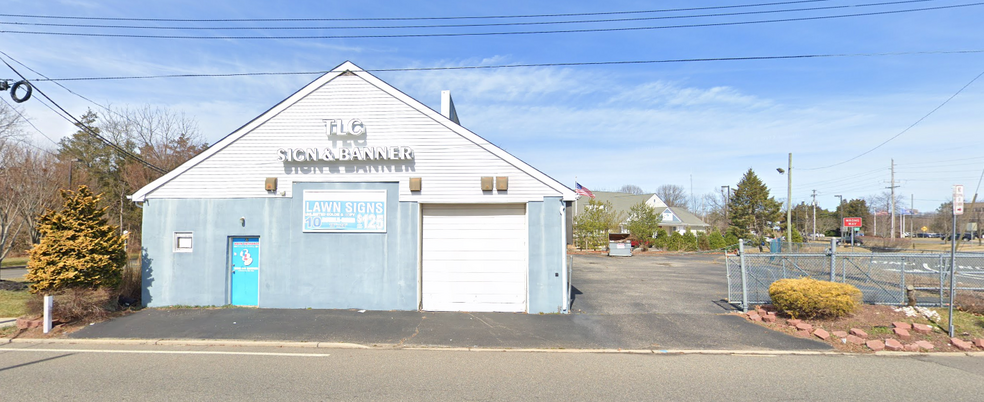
[608,233,632,257]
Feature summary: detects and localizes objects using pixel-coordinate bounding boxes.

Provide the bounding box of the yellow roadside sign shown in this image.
[921,226,928,232]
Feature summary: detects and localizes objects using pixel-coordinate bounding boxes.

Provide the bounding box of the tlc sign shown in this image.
[843,217,863,228]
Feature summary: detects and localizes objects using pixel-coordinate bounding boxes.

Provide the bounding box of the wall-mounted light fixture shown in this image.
[239,217,246,227]
[480,177,494,191]
[495,176,508,191]
[265,177,278,192]
[409,177,422,192]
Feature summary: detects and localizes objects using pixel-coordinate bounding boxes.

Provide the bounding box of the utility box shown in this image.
[608,233,632,257]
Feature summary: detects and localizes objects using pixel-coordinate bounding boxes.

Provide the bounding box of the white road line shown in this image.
[0,348,330,357]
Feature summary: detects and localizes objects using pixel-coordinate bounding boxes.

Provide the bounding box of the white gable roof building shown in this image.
[135,61,575,314]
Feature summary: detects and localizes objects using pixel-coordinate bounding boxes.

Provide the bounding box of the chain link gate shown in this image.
[726,240,984,311]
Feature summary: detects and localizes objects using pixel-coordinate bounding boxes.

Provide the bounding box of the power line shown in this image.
[13,49,983,83]
[1,2,979,40]
[800,67,984,171]
[0,49,168,147]
[0,1,931,31]
[0,1,840,22]
[0,96,59,146]
[0,54,165,173]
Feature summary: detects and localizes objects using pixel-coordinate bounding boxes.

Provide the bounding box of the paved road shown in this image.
[0,267,27,281]
[1,343,981,401]
[70,254,825,351]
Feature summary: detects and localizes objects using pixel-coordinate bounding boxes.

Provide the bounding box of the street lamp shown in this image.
[777,153,792,250]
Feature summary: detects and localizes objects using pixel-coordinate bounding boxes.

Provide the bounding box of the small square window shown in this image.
[174,232,193,253]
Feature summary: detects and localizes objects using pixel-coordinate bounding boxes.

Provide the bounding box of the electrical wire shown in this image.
[799,67,984,171]
[0,1,843,22]
[12,49,982,83]
[0,49,180,153]
[0,55,165,173]
[0,96,59,146]
[0,1,931,31]
[1,2,979,40]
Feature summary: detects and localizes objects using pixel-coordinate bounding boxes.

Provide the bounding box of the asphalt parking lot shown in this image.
[69,253,827,350]
[570,253,733,315]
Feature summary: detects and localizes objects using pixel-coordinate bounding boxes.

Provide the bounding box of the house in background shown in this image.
[575,191,710,234]
[656,206,711,234]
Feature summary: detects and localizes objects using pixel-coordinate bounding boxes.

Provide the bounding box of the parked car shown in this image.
[837,236,864,246]
[944,233,978,241]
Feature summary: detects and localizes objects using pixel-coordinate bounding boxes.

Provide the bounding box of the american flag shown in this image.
[575,182,595,198]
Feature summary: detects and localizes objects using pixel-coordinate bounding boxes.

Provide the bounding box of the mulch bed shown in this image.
[744,304,983,353]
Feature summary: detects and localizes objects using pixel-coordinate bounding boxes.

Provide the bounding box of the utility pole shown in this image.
[811,190,817,241]
[911,194,915,239]
[835,195,843,236]
[887,159,899,239]
[787,153,792,248]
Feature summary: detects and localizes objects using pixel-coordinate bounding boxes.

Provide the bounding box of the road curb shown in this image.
[402,346,850,355]
[1,338,980,356]
[0,337,369,349]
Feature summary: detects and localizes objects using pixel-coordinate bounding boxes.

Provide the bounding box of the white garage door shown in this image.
[421,204,527,312]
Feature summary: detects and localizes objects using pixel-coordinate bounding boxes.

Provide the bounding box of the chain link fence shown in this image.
[726,241,984,311]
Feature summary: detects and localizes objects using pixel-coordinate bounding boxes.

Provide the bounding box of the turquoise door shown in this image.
[230,237,259,306]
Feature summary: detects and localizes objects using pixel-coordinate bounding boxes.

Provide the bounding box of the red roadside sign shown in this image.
[843,217,862,227]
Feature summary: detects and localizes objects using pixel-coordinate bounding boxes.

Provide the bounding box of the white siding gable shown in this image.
[133,62,575,203]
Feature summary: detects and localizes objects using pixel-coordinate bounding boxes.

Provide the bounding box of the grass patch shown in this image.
[934,308,984,338]
[1,256,28,268]
[0,289,32,317]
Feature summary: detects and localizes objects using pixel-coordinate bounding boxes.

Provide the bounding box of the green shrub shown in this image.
[696,232,711,250]
[667,231,684,251]
[26,186,126,294]
[790,228,803,243]
[708,230,726,250]
[681,230,698,251]
[768,278,862,319]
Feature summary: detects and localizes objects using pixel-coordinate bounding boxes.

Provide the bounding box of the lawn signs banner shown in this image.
[303,190,386,232]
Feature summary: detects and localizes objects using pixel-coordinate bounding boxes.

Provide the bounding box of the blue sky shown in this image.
[3,0,983,212]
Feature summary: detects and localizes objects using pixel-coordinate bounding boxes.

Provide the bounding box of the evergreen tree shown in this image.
[790,227,804,243]
[836,199,871,235]
[728,169,783,239]
[708,229,727,249]
[626,201,662,249]
[681,230,698,251]
[696,231,711,250]
[26,186,126,293]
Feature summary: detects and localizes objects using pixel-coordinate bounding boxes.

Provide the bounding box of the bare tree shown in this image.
[866,191,907,237]
[0,103,27,269]
[616,184,645,195]
[12,147,61,245]
[655,184,688,208]
[59,105,207,245]
[701,191,728,230]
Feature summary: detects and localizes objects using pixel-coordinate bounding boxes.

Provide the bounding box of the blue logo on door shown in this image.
[231,237,259,306]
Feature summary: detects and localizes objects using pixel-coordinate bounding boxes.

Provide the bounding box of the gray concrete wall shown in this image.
[527,197,566,313]
[141,187,567,313]
[141,181,418,310]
